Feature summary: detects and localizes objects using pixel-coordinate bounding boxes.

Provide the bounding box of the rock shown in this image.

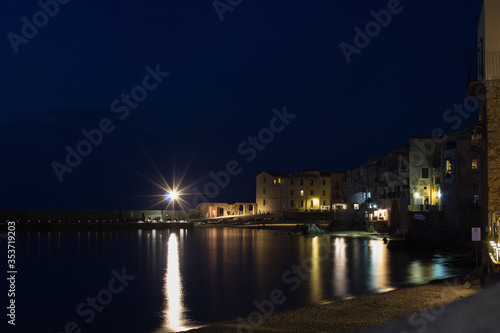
[290,223,325,235]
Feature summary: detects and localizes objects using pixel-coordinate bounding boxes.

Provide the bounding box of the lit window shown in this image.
[445,158,452,177]
[472,159,478,170]
[300,190,304,196]
[273,178,281,185]
[354,204,359,210]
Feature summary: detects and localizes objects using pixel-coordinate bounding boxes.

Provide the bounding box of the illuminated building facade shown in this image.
[255,169,345,213]
[408,136,443,211]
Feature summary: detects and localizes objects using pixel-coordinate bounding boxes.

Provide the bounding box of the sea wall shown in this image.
[0,209,189,222]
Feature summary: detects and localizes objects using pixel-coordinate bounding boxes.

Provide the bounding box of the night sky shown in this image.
[0,0,483,210]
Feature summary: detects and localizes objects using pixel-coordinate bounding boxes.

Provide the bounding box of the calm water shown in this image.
[11,228,467,332]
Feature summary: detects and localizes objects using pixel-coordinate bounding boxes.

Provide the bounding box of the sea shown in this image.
[8,227,468,333]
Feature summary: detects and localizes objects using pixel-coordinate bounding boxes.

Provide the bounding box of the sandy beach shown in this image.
[188,278,479,333]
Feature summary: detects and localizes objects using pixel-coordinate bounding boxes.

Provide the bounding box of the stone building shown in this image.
[255,169,345,213]
[408,136,443,211]
[440,130,483,229]
[467,0,500,239]
[255,171,288,213]
[194,202,257,218]
[344,148,409,231]
[344,157,386,211]
[376,146,410,232]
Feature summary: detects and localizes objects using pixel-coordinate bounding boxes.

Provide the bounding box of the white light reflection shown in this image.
[309,236,321,303]
[333,237,349,297]
[368,239,393,293]
[162,233,190,332]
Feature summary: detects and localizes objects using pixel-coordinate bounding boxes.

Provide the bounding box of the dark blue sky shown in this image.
[0,0,483,210]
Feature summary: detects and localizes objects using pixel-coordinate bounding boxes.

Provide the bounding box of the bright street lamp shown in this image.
[164,191,179,202]
[170,191,179,201]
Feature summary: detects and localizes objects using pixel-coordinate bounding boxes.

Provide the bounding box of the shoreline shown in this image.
[187,278,480,332]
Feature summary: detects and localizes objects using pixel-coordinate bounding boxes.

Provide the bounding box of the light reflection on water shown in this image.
[308,236,323,303]
[368,239,394,293]
[333,237,349,297]
[17,229,469,333]
[162,233,189,332]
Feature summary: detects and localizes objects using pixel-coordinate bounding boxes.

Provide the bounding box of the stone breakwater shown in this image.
[0,209,185,222]
[0,209,193,230]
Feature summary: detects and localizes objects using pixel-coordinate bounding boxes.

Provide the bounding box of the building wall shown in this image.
[331,173,344,204]
[409,136,443,210]
[477,0,500,236]
[256,172,286,213]
[484,0,500,80]
[287,175,332,211]
[487,80,500,231]
[256,170,344,213]
[440,132,483,229]
[378,148,410,231]
[195,202,257,218]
